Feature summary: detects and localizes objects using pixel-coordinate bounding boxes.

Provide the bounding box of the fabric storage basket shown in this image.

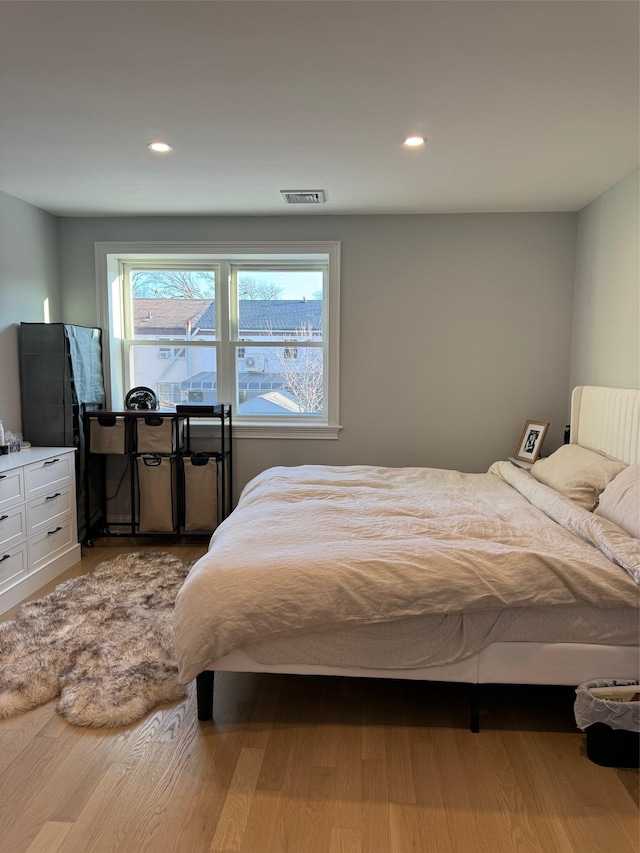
[89,415,126,454]
[137,455,176,533]
[182,455,218,532]
[136,415,184,453]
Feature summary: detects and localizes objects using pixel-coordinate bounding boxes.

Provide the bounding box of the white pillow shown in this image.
[529,444,626,511]
[594,464,640,538]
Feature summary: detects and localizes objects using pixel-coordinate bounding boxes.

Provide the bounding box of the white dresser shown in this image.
[0,447,80,615]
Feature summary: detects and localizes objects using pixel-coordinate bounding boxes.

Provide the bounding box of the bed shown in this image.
[174,386,640,730]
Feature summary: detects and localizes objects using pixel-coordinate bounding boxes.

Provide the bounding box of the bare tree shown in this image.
[269,324,323,413]
[238,276,283,300]
[131,270,214,299]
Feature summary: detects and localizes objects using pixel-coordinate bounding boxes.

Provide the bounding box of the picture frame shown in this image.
[514,420,549,463]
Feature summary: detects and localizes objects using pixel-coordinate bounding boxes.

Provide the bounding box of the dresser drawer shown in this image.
[0,468,24,512]
[28,485,74,536]
[0,542,28,595]
[25,454,74,499]
[29,515,75,573]
[0,504,27,551]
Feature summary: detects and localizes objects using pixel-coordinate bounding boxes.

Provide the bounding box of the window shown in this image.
[282,339,299,359]
[96,242,341,438]
[157,382,181,406]
[158,346,186,360]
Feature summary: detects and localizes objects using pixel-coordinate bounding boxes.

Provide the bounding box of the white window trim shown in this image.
[95,241,342,439]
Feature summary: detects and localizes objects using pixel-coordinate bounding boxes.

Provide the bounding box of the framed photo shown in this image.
[514,420,549,463]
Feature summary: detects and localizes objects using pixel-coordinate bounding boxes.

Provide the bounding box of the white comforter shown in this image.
[174,462,639,683]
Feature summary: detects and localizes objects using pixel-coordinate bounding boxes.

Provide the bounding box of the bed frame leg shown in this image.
[470,683,480,733]
[196,670,215,721]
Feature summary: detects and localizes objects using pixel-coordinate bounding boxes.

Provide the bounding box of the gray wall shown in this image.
[570,170,639,391]
[58,212,577,491]
[0,190,61,435]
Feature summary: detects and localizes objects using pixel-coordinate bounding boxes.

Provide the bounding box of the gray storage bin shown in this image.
[136,415,184,453]
[137,455,176,533]
[89,415,126,454]
[183,455,218,532]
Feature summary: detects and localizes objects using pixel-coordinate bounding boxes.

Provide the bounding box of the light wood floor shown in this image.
[0,543,638,853]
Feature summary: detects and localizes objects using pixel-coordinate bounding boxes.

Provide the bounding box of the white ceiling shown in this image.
[0,0,638,217]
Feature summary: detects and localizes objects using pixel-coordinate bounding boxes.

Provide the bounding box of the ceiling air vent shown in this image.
[280,189,326,204]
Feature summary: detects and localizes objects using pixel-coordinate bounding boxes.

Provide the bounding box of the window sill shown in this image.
[187,421,341,440]
[234,424,342,440]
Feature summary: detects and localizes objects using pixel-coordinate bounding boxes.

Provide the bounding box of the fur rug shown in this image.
[0,552,192,728]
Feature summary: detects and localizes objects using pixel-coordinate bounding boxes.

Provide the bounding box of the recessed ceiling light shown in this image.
[148,141,173,153]
[403,136,426,148]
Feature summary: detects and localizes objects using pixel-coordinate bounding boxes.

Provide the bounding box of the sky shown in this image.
[131,268,323,301]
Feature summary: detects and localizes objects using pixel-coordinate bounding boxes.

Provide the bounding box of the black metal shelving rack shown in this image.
[83,403,232,544]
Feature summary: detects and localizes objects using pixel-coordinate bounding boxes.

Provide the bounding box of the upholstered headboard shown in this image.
[570,385,640,465]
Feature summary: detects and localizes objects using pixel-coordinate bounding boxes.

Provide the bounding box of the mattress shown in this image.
[238,605,639,670]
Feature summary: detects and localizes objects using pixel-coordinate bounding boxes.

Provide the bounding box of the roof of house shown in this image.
[180,371,285,392]
[133,299,214,334]
[238,300,322,332]
[133,299,321,335]
[238,391,303,415]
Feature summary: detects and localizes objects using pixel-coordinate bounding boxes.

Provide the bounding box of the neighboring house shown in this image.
[132,299,215,406]
[132,298,323,412]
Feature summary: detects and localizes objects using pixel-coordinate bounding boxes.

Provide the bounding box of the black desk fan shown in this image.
[124,386,158,410]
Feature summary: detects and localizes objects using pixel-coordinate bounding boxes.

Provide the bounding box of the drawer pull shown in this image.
[45,493,61,501]
[0,554,9,562]
[47,526,63,535]
[44,458,60,466]
[0,514,7,522]
[0,475,5,480]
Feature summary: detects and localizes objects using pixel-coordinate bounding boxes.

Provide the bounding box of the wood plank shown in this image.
[238,789,283,853]
[0,734,75,851]
[210,747,266,853]
[384,705,417,805]
[361,759,390,853]
[303,764,339,853]
[25,821,72,853]
[334,686,363,833]
[410,742,455,853]
[36,762,137,853]
[277,685,322,851]
[330,826,362,853]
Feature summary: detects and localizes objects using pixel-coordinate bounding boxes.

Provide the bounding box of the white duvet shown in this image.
[174,462,639,683]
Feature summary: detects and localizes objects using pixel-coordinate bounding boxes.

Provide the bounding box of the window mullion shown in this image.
[217,261,232,403]
[121,264,133,393]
